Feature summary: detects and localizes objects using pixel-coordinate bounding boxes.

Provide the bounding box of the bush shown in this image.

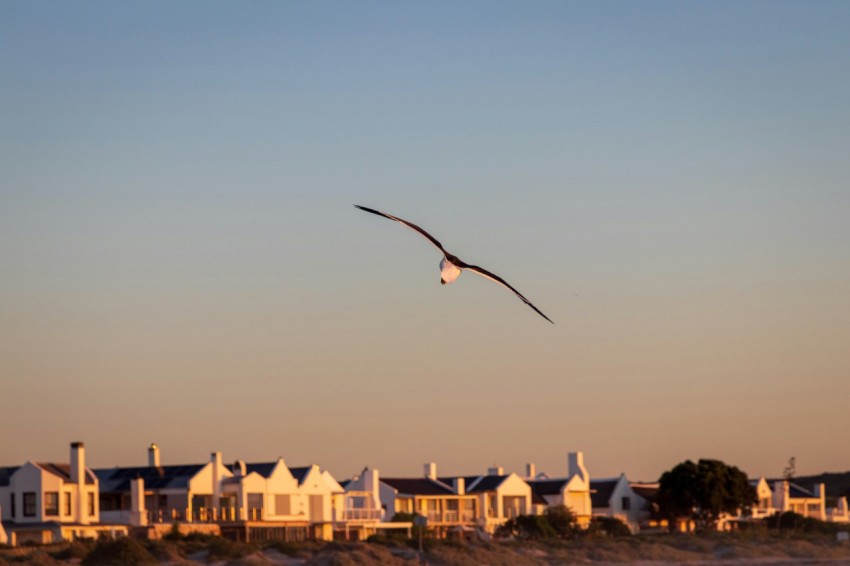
[589,516,632,537]
[81,537,157,566]
[16,550,59,565]
[545,506,579,539]
[163,522,185,541]
[206,537,259,561]
[51,541,94,560]
[763,512,842,534]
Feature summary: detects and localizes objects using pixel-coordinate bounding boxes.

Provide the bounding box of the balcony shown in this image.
[424,510,475,524]
[341,508,382,521]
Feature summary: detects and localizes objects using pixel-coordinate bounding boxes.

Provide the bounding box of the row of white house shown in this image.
[1,442,848,546]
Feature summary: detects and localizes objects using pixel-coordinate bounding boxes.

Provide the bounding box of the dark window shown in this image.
[65,492,72,516]
[621,496,631,511]
[88,492,96,516]
[158,495,168,511]
[23,492,36,517]
[10,493,15,518]
[45,492,59,516]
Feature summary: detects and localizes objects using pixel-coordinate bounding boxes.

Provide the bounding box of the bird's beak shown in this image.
[440,279,446,285]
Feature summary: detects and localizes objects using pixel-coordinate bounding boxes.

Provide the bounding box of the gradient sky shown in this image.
[2,1,849,483]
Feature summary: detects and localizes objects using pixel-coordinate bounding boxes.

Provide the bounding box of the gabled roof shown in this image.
[528,479,568,497]
[35,463,96,485]
[242,462,278,478]
[436,475,509,493]
[467,475,508,493]
[590,479,618,508]
[531,490,548,506]
[789,483,815,498]
[630,483,658,501]
[94,464,205,492]
[0,466,20,487]
[381,478,455,496]
[765,479,820,499]
[289,467,312,485]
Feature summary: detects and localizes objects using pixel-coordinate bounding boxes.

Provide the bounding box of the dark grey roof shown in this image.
[765,479,819,499]
[36,463,96,485]
[531,490,548,506]
[228,462,280,478]
[381,478,455,496]
[436,475,507,493]
[289,467,311,485]
[528,479,568,497]
[94,464,205,493]
[789,482,815,498]
[590,479,618,508]
[0,466,20,487]
[467,475,508,493]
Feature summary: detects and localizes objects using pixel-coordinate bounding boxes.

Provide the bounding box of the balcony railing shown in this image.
[423,510,476,524]
[342,508,382,521]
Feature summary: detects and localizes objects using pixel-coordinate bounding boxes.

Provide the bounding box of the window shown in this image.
[275,494,291,515]
[64,492,72,516]
[10,493,15,518]
[622,496,631,511]
[45,492,59,516]
[247,493,264,520]
[23,492,36,517]
[88,492,95,516]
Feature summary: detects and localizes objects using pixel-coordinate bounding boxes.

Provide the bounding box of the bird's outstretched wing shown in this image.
[354,205,446,254]
[462,263,554,324]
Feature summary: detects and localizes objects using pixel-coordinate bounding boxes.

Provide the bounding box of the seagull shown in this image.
[354,205,553,324]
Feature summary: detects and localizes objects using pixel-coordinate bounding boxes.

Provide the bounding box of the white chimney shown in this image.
[211,451,222,514]
[234,460,247,477]
[70,442,85,484]
[568,452,588,483]
[487,466,504,476]
[148,443,160,467]
[526,463,536,479]
[70,442,87,523]
[454,477,465,495]
[129,477,147,526]
[424,462,437,480]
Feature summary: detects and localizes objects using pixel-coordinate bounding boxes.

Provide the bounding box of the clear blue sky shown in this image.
[2,1,849,481]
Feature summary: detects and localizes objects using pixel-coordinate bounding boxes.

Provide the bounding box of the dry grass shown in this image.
[2,531,850,565]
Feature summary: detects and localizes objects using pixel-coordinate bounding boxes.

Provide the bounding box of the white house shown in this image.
[379,463,479,537]
[828,497,849,523]
[338,467,411,540]
[95,444,342,541]
[441,466,533,534]
[528,452,593,527]
[0,442,127,546]
[590,474,645,532]
[746,477,776,519]
[773,480,826,520]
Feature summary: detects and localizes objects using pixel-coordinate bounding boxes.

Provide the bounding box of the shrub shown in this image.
[51,541,94,560]
[163,522,185,541]
[81,537,157,565]
[588,516,632,537]
[206,537,259,561]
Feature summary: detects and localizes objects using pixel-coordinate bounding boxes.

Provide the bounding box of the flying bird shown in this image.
[354,204,553,324]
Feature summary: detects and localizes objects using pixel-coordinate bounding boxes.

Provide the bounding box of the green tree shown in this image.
[544,505,579,538]
[656,459,757,531]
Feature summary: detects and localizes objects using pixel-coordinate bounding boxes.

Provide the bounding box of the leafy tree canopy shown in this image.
[656,458,756,530]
